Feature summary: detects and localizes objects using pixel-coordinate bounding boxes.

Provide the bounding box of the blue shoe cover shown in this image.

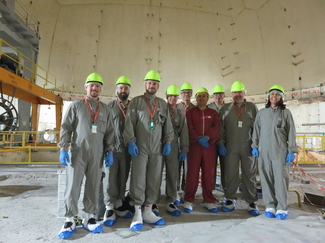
[183,208,192,213]
[248,209,260,216]
[130,223,143,231]
[103,219,115,227]
[153,211,159,216]
[205,206,218,213]
[221,206,235,212]
[90,225,103,233]
[174,200,181,205]
[121,211,133,218]
[167,209,181,216]
[264,211,275,218]
[58,230,74,239]
[276,213,288,220]
[150,218,165,226]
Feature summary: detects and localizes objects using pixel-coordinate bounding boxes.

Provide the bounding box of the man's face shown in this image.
[167,95,179,106]
[269,90,282,106]
[196,93,209,106]
[231,91,245,104]
[213,93,225,104]
[181,89,192,102]
[144,80,159,95]
[116,84,130,101]
[85,82,102,99]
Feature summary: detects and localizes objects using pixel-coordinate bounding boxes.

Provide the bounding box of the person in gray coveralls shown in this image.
[102,76,132,227]
[218,80,260,216]
[252,84,298,220]
[164,84,189,216]
[57,72,115,239]
[123,70,174,231]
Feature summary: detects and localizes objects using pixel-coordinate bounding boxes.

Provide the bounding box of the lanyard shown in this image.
[145,97,157,120]
[170,106,177,119]
[233,104,244,119]
[117,99,128,118]
[84,98,100,123]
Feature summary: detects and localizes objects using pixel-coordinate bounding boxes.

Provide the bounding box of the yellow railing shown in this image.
[0,38,64,91]
[0,131,60,164]
[296,134,325,164]
[0,132,324,165]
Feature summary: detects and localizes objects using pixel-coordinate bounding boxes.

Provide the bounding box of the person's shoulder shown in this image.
[107,99,116,105]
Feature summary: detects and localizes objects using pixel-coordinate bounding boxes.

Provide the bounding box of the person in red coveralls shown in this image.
[183,87,221,213]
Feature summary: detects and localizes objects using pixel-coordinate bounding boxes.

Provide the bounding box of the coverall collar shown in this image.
[86,96,100,103]
[144,92,156,101]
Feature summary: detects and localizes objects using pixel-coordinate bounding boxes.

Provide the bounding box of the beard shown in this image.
[118,92,129,101]
[146,88,157,95]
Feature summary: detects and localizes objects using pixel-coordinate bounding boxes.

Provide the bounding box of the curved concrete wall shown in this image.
[20,0,325,98]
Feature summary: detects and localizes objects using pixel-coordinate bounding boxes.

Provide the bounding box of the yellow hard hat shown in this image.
[268,84,285,94]
[195,87,209,98]
[213,84,225,93]
[116,76,132,87]
[230,81,245,92]
[166,85,180,96]
[144,70,161,82]
[85,72,103,85]
[180,82,193,91]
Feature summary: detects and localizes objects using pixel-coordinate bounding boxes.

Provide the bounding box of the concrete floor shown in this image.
[0,164,324,243]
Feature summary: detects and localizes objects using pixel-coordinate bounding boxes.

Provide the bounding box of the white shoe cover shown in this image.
[204,202,218,213]
[275,210,289,220]
[130,205,143,231]
[103,209,116,227]
[166,203,181,216]
[183,201,193,213]
[143,205,165,225]
[58,218,76,239]
[264,208,276,218]
[82,218,103,233]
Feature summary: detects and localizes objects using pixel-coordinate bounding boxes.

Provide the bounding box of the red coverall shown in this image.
[184,106,220,203]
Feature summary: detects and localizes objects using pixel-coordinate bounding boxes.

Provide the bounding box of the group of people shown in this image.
[57,70,298,239]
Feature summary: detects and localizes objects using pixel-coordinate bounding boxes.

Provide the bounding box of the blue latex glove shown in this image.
[59,149,70,166]
[198,136,209,146]
[252,148,259,157]
[219,144,228,156]
[286,152,295,165]
[179,152,187,161]
[105,152,114,167]
[162,143,171,155]
[128,142,139,157]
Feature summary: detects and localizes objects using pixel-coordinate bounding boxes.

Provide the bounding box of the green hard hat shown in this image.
[180,82,193,91]
[230,81,245,92]
[85,72,103,85]
[195,87,209,97]
[116,76,132,87]
[213,84,225,93]
[166,85,180,96]
[268,84,285,94]
[144,70,161,82]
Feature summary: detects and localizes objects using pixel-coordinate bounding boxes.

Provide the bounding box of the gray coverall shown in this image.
[123,94,174,205]
[58,98,115,217]
[219,101,259,203]
[164,106,189,204]
[103,99,131,207]
[252,107,298,210]
[208,102,225,189]
[176,102,195,191]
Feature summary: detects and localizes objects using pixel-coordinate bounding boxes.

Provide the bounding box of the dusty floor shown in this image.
[0,164,324,243]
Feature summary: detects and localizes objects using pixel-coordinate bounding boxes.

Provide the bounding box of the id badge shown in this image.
[149,120,155,130]
[91,124,98,133]
[238,121,243,128]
